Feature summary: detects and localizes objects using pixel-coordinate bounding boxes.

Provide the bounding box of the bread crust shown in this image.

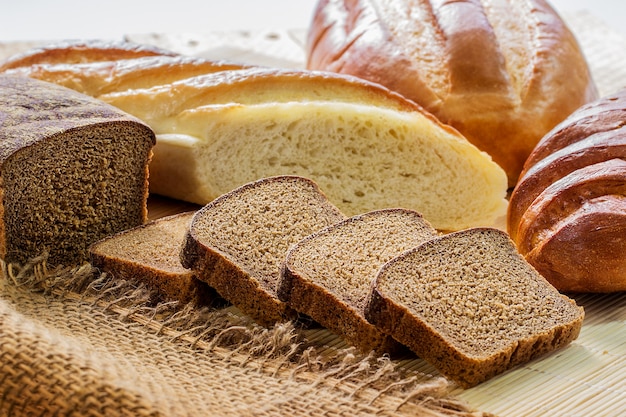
[0,39,177,70]
[3,55,247,97]
[306,0,598,185]
[508,131,626,243]
[516,160,626,292]
[508,89,626,292]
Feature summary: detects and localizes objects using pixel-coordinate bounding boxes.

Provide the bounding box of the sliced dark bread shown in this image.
[89,212,215,305]
[365,227,585,388]
[180,176,346,326]
[278,209,438,354]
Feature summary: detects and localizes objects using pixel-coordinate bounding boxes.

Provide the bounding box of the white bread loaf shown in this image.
[306,0,599,186]
[1,41,508,231]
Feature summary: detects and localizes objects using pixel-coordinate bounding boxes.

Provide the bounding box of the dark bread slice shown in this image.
[365,227,584,388]
[278,208,438,353]
[180,176,346,326]
[89,212,216,305]
[0,75,155,266]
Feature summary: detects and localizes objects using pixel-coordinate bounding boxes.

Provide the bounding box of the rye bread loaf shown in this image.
[508,89,626,292]
[0,75,155,266]
[305,0,598,185]
[0,41,508,231]
[89,212,217,305]
[278,208,438,353]
[180,176,346,326]
[365,228,585,388]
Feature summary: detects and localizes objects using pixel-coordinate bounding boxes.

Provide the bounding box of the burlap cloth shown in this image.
[0,257,486,417]
[1,9,625,417]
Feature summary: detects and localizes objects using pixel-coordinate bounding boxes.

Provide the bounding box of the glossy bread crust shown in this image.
[306,0,598,185]
[0,39,178,70]
[508,89,626,293]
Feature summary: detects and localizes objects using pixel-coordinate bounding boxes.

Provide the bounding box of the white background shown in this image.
[0,0,624,41]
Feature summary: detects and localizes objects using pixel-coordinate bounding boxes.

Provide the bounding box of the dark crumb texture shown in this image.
[180,176,346,327]
[279,208,438,354]
[0,75,155,266]
[366,227,585,388]
[90,212,217,305]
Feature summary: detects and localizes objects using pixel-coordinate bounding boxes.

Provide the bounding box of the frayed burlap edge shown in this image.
[1,254,494,417]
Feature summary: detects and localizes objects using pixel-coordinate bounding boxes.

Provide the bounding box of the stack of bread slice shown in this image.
[90,176,584,388]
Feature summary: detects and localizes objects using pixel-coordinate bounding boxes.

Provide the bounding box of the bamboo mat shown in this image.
[0,9,624,417]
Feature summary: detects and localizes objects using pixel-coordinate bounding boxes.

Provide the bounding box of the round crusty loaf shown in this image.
[507,89,626,293]
[305,0,598,185]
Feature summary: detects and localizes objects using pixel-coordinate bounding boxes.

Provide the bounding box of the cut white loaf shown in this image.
[365,228,584,388]
[0,42,509,231]
[278,209,438,353]
[0,75,155,266]
[89,212,216,305]
[101,68,508,231]
[180,176,346,326]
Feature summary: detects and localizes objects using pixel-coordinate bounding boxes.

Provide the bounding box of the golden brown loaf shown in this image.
[3,54,248,97]
[0,39,177,70]
[0,40,508,231]
[508,89,626,293]
[365,228,585,388]
[305,0,599,185]
[0,75,155,266]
